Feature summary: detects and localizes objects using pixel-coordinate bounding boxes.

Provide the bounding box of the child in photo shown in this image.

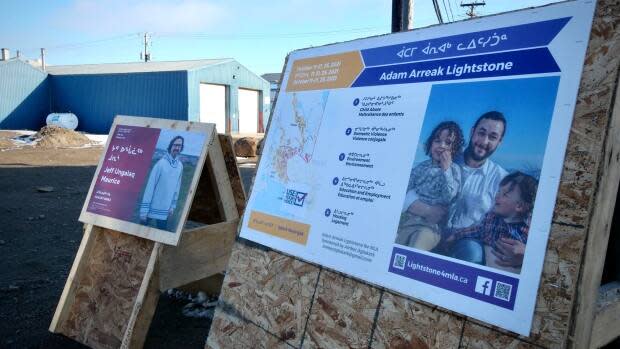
[395,121,464,250]
[445,171,538,271]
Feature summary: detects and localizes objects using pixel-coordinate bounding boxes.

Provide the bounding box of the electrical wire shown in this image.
[432,0,444,23]
[441,0,451,22]
[22,33,140,52]
[154,26,386,40]
[446,0,456,22]
[17,25,388,57]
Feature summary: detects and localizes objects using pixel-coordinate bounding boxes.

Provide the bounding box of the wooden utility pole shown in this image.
[143,33,151,62]
[392,0,414,33]
[461,1,485,18]
[40,48,46,71]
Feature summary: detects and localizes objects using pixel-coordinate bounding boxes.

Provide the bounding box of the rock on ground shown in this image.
[234,137,258,157]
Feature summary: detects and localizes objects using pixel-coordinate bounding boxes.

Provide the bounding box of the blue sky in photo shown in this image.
[156,129,206,157]
[413,76,561,175]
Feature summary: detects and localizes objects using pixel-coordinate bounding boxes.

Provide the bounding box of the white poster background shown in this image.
[240,0,595,335]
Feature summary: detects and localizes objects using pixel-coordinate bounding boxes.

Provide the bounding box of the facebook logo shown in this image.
[475,276,493,296]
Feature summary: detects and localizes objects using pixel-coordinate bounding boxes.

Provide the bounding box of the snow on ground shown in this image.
[2,129,107,149]
[84,134,108,145]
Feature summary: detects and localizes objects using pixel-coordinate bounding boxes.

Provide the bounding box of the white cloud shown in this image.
[52,0,228,34]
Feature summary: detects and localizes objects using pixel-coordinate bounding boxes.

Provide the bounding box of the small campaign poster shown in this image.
[79,116,214,246]
[239,0,596,335]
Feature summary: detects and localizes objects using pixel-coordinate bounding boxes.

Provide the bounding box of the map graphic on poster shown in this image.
[251,91,330,231]
[270,91,329,183]
[240,0,596,335]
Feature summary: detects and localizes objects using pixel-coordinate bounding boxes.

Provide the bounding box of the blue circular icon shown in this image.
[345,128,352,136]
[332,177,339,185]
[324,209,331,217]
[353,98,359,106]
[339,153,345,161]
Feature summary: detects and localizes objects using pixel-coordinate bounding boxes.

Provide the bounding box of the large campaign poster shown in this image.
[239,0,596,335]
[79,116,213,246]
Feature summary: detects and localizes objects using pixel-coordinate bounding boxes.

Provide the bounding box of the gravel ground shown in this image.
[0,132,256,348]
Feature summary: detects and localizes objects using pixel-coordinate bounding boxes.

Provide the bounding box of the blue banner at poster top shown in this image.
[361,17,570,67]
[352,47,560,87]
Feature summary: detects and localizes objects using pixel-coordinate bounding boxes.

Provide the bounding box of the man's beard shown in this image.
[465,143,496,162]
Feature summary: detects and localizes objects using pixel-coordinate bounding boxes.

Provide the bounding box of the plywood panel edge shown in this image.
[120,242,162,349]
[49,224,99,332]
[207,135,239,221]
[570,52,620,348]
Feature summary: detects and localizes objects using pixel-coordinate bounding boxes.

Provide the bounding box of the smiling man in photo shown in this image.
[139,135,185,231]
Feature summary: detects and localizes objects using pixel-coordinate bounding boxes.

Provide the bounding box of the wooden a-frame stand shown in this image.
[49,134,246,349]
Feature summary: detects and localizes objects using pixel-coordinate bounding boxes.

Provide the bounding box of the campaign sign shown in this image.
[80,116,213,246]
[239,0,596,335]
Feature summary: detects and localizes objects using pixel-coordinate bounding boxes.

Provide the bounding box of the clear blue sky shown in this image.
[0,0,562,76]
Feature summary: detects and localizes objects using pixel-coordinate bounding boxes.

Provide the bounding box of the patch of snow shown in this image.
[84,134,108,145]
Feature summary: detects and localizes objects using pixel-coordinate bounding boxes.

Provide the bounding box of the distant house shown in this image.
[0,58,270,134]
[261,73,282,105]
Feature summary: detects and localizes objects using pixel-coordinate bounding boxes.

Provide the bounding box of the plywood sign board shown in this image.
[79,115,215,246]
[51,133,244,349]
[236,0,596,336]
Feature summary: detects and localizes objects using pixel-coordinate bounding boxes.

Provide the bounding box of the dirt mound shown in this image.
[33,126,92,148]
[0,138,13,149]
[0,131,18,149]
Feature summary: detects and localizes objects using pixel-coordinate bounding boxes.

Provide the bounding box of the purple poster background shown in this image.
[388,247,519,310]
[86,125,160,221]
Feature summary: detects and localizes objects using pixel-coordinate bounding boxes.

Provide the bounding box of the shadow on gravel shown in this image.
[0,166,220,349]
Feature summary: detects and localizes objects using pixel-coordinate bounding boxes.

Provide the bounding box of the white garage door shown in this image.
[238,88,259,133]
[199,83,227,133]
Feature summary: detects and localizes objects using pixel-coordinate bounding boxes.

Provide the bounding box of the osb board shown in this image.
[207,1,620,348]
[371,291,464,348]
[206,306,293,349]
[302,270,382,349]
[57,228,155,349]
[214,242,320,348]
[217,134,247,216]
[460,322,540,349]
[538,1,620,347]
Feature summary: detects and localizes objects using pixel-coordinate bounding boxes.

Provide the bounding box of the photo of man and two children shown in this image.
[395,76,560,274]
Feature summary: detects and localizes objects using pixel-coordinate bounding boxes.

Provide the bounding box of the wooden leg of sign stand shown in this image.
[120,243,162,349]
[50,134,244,349]
[49,226,157,349]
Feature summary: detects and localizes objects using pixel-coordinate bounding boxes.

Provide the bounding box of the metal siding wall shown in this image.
[187,61,270,133]
[50,71,188,134]
[0,60,50,130]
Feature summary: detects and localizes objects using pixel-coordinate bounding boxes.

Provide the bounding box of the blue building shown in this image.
[0,59,49,130]
[1,58,270,134]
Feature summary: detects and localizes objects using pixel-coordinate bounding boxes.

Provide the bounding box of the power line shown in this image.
[24,33,140,52]
[18,25,387,57]
[441,0,452,22]
[154,26,387,40]
[446,0,455,22]
[432,0,444,23]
